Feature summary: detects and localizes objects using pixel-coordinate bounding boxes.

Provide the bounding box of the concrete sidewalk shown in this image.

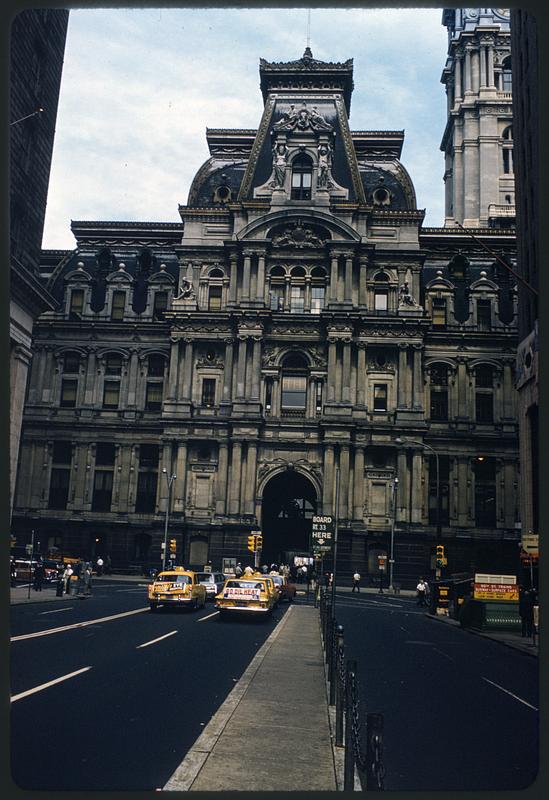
[9,573,148,605]
[425,610,539,657]
[163,604,338,792]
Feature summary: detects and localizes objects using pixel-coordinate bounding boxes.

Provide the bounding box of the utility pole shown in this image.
[389,477,399,591]
[162,469,176,571]
[331,467,340,618]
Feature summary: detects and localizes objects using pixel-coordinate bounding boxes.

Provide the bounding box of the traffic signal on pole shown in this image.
[255,534,263,550]
[169,538,177,554]
[247,535,256,552]
[435,544,445,568]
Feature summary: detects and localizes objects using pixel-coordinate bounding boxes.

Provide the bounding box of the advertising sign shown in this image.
[223,586,260,601]
[474,582,519,601]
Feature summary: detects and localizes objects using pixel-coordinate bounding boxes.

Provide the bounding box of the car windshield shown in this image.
[156,574,190,584]
[196,573,213,582]
[225,580,265,590]
[270,576,283,586]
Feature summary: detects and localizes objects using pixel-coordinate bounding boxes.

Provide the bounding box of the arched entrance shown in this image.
[261,469,317,565]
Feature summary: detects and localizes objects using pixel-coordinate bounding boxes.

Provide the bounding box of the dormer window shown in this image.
[432,298,447,327]
[291,154,312,200]
[69,289,84,319]
[111,291,125,321]
[153,291,168,320]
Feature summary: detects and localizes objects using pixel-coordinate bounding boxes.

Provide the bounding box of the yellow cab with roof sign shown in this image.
[215,574,276,617]
[148,566,206,612]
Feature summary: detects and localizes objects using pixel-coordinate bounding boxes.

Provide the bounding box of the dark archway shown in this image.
[261,469,317,565]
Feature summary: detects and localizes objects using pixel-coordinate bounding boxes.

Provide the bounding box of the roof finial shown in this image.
[306,8,311,53]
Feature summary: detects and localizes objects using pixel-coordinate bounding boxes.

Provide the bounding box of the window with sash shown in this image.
[111,291,126,320]
[291,154,312,200]
[60,379,77,408]
[69,289,84,319]
[373,384,388,411]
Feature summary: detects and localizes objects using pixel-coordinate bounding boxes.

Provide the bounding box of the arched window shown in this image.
[208,269,224,310]
[60,352,81,408]
[145,354,165,411]
[502,56,512,93]
[281,353,308,414]
[475,365,494,424]
[502,126,514,175]
[373,272,389,312]
[311,267,326,314]
[291,154,313,200]
[269,266,285,311]
[290,266,305,313]
[430,364,448,421]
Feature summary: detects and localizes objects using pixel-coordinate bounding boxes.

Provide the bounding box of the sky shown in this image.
[42,6,450,250]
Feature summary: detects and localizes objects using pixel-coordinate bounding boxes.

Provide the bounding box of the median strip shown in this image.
[137,631,177,649]
[11,667,91,703]
[11,607,149,642]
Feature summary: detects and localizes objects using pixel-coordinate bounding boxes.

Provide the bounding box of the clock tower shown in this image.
[440,8,514,228]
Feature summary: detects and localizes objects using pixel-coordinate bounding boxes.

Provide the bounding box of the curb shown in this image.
[424,612,539,657]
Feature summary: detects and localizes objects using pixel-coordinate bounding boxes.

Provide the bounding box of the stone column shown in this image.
[323,444,335,515]
[339,445,350,519]
[167,340,180,400]
[487,45,495,88]
[479,45,487,88]
[352,446,365,520]
[327,340,337,402]
[83,349,97,406]
[28,347,45,404]
[236,337,247,399]
[342,341,352,403]
[182,340,194,401]
[502,362,514,418]
[222,339,234,403]
[174,442,188,513]
[228,441,242,515]
[243,442,257,515]
[455,54,462,100]
[359,259,368,307]
[464,46,472,93]
[215,442,229,515]
[457,457,470,526]
[335,344,343,403]
[229,256,238,304]
[304,277,312,312]
[242,253,251,302]
[344,254,353,305]
[397,449,409,522]
[329,256,338,304]
[471,48,480,94]
[257,254,266,304]
[250,338,261,400]
[158,442,173,513]
[411,451,423,524]
[356,343,366,406]
[457,359,468,417]
[125,350,139,408]
[41,348,54,403]
[397,344,408,408]
[412,345,423,408]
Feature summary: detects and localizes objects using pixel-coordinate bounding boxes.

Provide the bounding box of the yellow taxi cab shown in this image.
[251,573,280,606]
[215,575,276,617]
[148,567,207,612]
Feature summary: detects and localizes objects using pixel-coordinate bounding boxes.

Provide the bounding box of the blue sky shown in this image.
[42,6,449,249]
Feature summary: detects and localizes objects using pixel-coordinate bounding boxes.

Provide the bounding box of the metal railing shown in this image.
[319,589,385,790]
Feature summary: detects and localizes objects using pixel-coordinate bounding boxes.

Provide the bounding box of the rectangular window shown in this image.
[373,384,388,411]
[135,472,158,513]
[147,355,165,377]
[52,440,72,464]
[102,381,120,409]
[63,353,80,374]
[477,299,491,330]
[69,289,84,319]
[92,470,113,512]
[145,382,163,411]
[153,291,168,320]
[208,285,222,311]
[432,299,447,327]
[476,393,494,423]
[48,468,70,510]
[270,286,284,311]
[60,379,77,408]
[374,291,388,311]
[371,483,387,516]
[428,455,450,525]
[195,476,210,509]
[311,286,325,314]
[290,285,304,313]
[105,355,122,375]
[111,291,125,320]
[281,375,307,408]
[430,390,448,421]
[201,378,216,407]
[95,442,116,466]
[139,444,159,469]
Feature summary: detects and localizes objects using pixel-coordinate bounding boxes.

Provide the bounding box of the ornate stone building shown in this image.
[12,15,520,584]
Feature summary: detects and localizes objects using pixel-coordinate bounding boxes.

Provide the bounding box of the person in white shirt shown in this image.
[416,578,427,606]
[352,571,361,592]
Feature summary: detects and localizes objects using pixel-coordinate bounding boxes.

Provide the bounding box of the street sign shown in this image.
[378,555,387,572]
[312,515,334,535]
[473,573,518,601]
[521,533,539,556]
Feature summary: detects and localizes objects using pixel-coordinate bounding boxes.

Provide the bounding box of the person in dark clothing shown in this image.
[519,587,535,638]
[324,571,331,589]
[33,561,45,591]
[10,558,17,587]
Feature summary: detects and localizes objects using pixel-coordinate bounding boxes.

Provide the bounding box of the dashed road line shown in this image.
[482,677,538,711]
[137,631,177,649]
[39,607,74,614]
[198,611,220,622]
[11,667,91,703]
[11,607,149,641]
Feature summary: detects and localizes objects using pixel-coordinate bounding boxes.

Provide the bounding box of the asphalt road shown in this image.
[10,579,290,791]
[332,590,539,791]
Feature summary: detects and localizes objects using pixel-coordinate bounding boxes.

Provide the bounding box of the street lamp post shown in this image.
[395,437,441,572]
[389,476,399,592]
[162,468,176,571]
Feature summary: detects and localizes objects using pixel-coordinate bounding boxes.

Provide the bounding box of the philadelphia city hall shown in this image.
[12,9,520,584]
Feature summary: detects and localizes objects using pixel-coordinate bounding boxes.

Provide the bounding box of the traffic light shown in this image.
[435,544,445,568]
[247,535,256,552]
[255,534,263,550]
[169,538,177,554]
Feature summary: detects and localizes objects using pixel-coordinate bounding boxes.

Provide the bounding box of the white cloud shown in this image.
[42,7,449,249]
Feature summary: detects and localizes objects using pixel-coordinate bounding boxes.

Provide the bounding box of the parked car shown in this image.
[196,572,226,600]
[215,576,277,618]
[148,567,206,612]
[42,559,63,583]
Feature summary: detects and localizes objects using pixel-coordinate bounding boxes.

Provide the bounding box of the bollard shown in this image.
[365,713,384,790]
[343,659,357,790]
[330,623,344,706]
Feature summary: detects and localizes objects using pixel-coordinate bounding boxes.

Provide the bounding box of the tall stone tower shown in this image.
[440,8,514,228]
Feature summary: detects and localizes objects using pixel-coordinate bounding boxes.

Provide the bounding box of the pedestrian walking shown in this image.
[352,571,361,592]
[10,557,17,587]
[62,563,73,594]
[519,587,534,638]
[324,571,331,589]
[83,564,93,597]
[416,577,427,606]
[33,560,45,592]
[261,563,269,573]
[243,565,254,576]
[235,562,243,577]
[105,554,112,574]
[96,556,104,576]
[56,565,64,597]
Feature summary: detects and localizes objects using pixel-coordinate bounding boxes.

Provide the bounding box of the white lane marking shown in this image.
[11,607,149,642]
[197,611,219,622]
[482,677,538,711]
[432,647,455,662]
[137,630,177,649]
[11,667,91,703]
[39,607,74,615]
[115,589,145,593]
